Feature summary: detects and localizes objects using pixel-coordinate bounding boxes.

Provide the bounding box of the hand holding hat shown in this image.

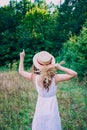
[55,60,65,70]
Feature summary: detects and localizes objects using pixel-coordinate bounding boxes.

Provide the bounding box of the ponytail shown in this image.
[40,65,56,91]
[32,65,56,91]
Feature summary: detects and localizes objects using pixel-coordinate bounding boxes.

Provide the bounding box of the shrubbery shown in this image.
[62,21,87,80]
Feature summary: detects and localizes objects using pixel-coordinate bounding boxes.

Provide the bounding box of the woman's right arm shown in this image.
[19,50,33,80]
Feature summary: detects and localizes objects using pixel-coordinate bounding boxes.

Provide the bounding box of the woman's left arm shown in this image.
[55,64,77,83]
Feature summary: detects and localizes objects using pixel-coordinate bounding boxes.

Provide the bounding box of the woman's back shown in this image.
[35,75,57,98]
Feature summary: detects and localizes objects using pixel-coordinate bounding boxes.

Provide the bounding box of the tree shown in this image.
[0,0,34,67]
[0,6,19,66]
[57,0,87,43]
[17,6,58,67]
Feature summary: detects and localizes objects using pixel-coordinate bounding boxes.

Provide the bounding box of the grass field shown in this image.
[0,71,87,130]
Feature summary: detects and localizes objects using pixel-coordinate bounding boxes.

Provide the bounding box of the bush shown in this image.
[62,21,87,80]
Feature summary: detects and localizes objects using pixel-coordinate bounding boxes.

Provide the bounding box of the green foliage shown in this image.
[57,0,87,43]
[0,1,59,68]
[0,0,87,80]
[62,22,87,79]
[16,6,59,66]
[0,0,34,68]
[0,4,22,67]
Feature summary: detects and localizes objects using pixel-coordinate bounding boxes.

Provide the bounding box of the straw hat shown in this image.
[33,51,55,69]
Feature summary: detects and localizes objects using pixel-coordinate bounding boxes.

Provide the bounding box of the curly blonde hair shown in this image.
[32,65,56,91]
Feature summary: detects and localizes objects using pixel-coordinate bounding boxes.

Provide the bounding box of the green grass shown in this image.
[0,71,87,130]
[57,81,87,130]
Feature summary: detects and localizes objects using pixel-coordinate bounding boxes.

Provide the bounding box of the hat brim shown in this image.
[33,52,55,69]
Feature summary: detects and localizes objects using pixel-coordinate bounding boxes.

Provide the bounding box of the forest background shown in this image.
[0,0,87,130]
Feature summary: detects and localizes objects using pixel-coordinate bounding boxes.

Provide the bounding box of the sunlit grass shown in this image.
[0,71,87,130]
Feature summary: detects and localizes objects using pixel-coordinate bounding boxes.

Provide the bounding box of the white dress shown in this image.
[32,75,62,130]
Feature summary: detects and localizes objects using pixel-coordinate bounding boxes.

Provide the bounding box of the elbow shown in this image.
[19,69,23,75]
[18,68,20,74]
[72,72,77,77]
[74,72,77,76]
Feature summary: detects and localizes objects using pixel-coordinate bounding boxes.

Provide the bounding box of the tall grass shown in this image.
[0,71,87,130]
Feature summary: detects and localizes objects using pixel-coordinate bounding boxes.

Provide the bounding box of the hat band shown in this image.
[37,58,52,66]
